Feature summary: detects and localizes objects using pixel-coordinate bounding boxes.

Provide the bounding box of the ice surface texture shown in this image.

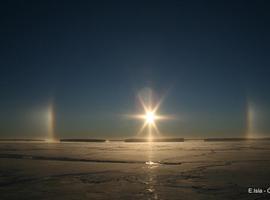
[0,141,270,200]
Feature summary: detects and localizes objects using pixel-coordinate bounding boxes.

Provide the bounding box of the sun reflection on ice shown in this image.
[145,161,157,165]
[144,142,159,199]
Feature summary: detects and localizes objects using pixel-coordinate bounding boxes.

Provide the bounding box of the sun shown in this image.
[126,88,174,140]
[145,111,155,124]
[125,88,176,141]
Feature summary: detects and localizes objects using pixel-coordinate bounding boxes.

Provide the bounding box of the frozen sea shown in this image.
[0,141,270,200]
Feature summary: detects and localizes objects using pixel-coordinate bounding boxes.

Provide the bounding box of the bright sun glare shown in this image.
[145,111,155,124]
[127,88,174,141]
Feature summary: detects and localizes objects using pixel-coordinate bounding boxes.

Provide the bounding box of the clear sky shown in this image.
[0,0,269,139]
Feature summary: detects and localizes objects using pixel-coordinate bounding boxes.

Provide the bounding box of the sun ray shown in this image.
[148,123,153,141]
[137,121,148,136]
[151,122,161,136]
[138,94,149,113]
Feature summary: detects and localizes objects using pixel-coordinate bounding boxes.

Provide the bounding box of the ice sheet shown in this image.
[0,141,270,199]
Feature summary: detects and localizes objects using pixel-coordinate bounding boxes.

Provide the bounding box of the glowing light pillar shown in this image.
[246,99,259,138]
[47,101,56,142]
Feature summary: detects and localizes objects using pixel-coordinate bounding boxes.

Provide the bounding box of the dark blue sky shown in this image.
[0,0,269,139]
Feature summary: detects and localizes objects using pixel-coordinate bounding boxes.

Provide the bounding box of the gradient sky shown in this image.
[0,0,269,139]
